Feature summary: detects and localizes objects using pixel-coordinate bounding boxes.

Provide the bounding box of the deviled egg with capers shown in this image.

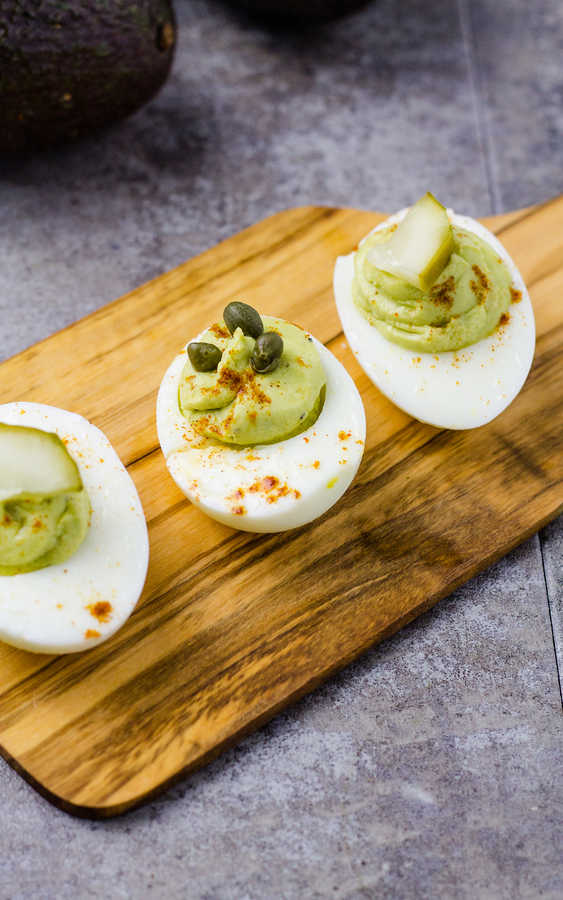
[157,302,365,532]
[0,402,149,654]
[334,193,535,429]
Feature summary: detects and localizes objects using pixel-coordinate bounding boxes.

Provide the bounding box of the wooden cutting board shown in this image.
[0,199,561,818]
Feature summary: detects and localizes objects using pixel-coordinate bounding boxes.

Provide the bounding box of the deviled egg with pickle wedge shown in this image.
[334,193,535,429]
[157,302,366,532]
[0,402,149,654]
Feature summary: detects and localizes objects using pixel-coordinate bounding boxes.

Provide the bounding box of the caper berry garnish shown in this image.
[187,341,222,372]
[223,301,264,339]
[251,331,283,374]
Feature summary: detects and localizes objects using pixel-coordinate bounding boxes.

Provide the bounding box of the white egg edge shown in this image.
[0,402,149,654]
[156,331,366,533]
[334,209,536,429]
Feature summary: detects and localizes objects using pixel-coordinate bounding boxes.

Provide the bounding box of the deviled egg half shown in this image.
[334,193,535,429]
[157,302,366,532]
[0,402,149,654]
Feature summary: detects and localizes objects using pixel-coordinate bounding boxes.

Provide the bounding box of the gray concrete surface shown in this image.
[0,0,561,897]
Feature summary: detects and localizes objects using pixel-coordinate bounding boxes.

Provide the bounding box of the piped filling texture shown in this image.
[0,489,90,575]
[179,316,326,446]
[353,225,513,353]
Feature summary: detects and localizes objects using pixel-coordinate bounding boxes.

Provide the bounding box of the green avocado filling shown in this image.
[179,316,326,445]
[0,490,90,575]
[352,225,513,353]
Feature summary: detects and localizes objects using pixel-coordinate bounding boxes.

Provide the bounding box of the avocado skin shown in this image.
[227,0,371,21]
[0,0,176,153]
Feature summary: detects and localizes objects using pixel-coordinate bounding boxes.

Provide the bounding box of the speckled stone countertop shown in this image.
[0,1,561,897]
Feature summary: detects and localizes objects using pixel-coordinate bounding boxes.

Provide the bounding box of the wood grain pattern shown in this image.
[0,199,561,817]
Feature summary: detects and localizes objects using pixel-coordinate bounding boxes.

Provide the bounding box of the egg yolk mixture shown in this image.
[179,317,326,445]
[0,489,90,575]
[352,225,513,353]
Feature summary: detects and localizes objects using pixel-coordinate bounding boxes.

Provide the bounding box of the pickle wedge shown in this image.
[368,192,454,291]
[0,423,82,502]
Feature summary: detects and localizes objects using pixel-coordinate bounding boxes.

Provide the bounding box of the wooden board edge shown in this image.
[14,501,560,820]
[0,206,334,369]
[3,197,557,373]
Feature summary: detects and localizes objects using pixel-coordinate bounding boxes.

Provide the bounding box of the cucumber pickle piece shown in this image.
[368,192,454,292]
[0,423,82,502]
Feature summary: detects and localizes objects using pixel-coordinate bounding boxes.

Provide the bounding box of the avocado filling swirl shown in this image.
[353,225,513,353]
[0,490,90,575]
[179,316,326,446]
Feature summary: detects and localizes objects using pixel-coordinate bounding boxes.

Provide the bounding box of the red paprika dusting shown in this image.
[430,276,455,307]
[209,323,230,338]
[87,601,113,623]
[469,265,490,304]
[247,476,300,503]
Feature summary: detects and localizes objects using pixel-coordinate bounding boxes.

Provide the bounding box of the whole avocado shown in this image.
[227,0,370,21]
[0,0,176,153]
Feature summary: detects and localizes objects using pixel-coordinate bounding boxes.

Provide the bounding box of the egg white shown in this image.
[334,209,535,429]
[0,402,149,654]
[157,332,366,533]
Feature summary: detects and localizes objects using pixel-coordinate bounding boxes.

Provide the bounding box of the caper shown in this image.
[251,331,283,374]
[223,301,264,339]
[187,342,222,372]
